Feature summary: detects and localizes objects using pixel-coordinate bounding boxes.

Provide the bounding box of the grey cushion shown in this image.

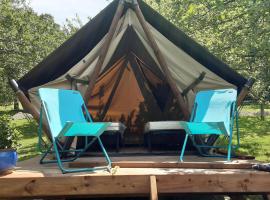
[106,122,126,133]
[144,121,184,133]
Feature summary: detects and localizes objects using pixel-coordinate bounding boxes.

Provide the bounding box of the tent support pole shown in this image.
[132,1,190,120]
[99,58,128,120]
[129,54,163,119]
[9,79,51,140]
[83,0,125,103]
[237,78,255,107]
[182,72,206,96]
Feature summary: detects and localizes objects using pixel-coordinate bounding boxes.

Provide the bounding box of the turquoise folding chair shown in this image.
[179,89,239,161]
[38,88,112,173]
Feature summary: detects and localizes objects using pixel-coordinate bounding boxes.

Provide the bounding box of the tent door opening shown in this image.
[86,54,182,146]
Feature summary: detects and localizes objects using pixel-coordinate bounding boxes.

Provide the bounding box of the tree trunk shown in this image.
[260,103,265,121]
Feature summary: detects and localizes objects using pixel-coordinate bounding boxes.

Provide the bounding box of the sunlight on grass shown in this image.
[0,105,18,116]
[11,119,41,161]
[241,104,270,113]
[2,104,270,162]
[12,116,270,162]
[237,116,270,162]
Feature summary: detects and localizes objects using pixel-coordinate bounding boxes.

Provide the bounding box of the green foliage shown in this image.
[145,0,270,103]
[0,0,81,105]
[0,114,19,149]
[0,104,45,160]
[63,14,84,35]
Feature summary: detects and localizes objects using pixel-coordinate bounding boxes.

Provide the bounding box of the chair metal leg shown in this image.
[40,144,53,164]
[190,134,236,160]
[227,135,233,161]
[40,142,83,164]
[40,137,112,174]
[54,139,111,174]
[97,137,112,171]
[180,133,189,162]
[53,140,64,171]
[189,135,205,156]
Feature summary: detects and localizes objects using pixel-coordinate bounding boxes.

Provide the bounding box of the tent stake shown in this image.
[132,0,190,120]
[237,78,255,106]
[83,0,125,103]
[9,79,51,140]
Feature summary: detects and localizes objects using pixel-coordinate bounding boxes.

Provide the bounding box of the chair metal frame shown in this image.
[179,89,240,161]
[38,89,112,174]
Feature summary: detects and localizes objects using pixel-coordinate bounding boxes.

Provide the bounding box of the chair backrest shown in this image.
[192,89,237,135]
[38,88,89,138]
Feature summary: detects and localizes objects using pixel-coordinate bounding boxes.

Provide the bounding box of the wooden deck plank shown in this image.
[150,176,158,200]
[69,155,256,169]
[0,175,149,198]
[69,161,254,169]
[0,155,268,198]
[156,173,270,193]
[1,170,270,198]
[17,155,256,165]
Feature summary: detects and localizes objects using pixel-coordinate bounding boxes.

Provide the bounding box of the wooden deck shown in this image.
[1,155,270,199]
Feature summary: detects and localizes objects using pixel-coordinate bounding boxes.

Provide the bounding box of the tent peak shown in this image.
[121,0,139,8]
[123,0,138,5]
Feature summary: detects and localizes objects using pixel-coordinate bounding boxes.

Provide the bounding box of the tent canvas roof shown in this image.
[18,0,247,93]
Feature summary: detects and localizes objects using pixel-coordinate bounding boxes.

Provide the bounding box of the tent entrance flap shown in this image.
[86,54,181,145]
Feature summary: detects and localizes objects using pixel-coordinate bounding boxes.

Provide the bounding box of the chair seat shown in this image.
[180,121,227,135]
[144,121,184,132]
[106,122,126,134]
[59,122,111,137]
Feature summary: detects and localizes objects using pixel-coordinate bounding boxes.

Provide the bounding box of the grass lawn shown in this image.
[9,116,270,162]
[237,116,270,162]
[12,119,41,161]
[1,105,270,162]
[240,104,270,118]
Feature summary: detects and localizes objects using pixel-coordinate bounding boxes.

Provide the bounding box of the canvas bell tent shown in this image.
[11,0,253,147]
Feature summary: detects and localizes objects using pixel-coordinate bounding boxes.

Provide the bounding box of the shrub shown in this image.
[0,114,19,149]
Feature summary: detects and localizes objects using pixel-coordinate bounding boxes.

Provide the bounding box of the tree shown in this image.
[0,0,82,107]
[63,14,83,35]
[145,0,270,103]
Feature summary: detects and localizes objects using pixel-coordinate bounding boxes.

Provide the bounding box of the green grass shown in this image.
[11,116,270,162]
[242,104,270,109]
[12,119,41,161]
[236,116,270,162]
[0,104,19,116]
[1,105,270,162]
[241,104,270,113]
